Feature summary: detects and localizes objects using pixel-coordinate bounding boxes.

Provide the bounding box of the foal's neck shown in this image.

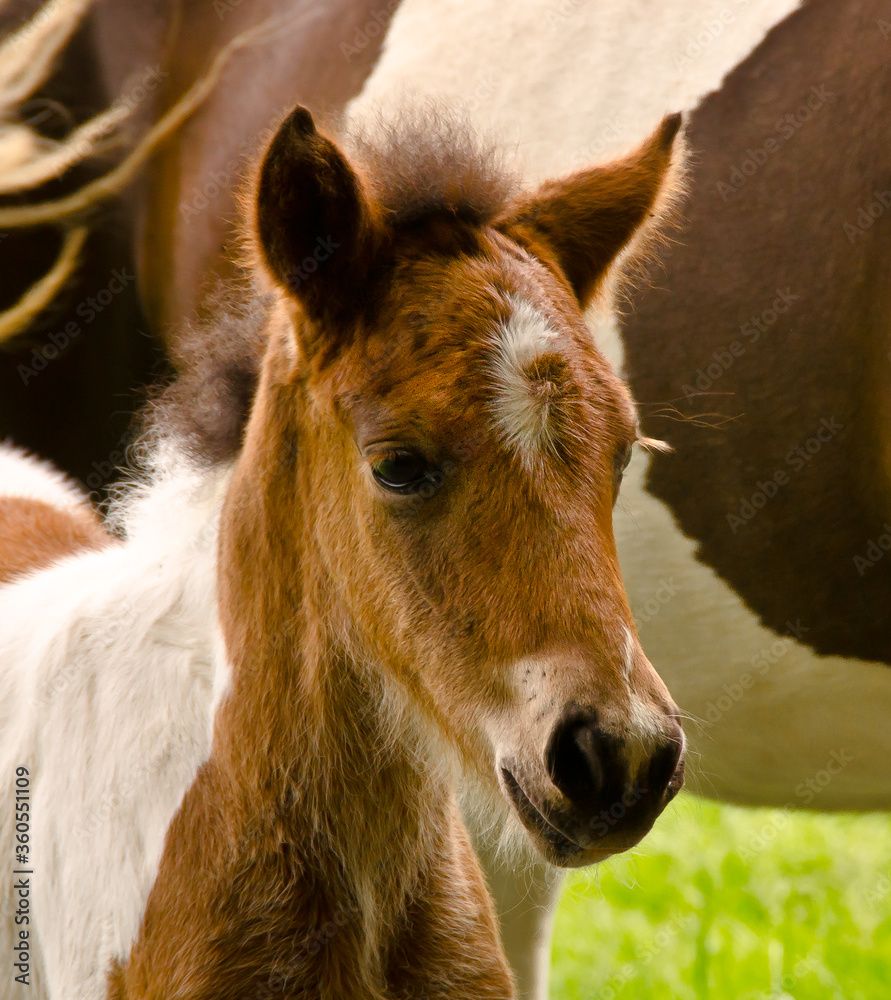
[215,413,446,920]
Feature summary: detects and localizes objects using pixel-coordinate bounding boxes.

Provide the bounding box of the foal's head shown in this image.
[246,106,685,867]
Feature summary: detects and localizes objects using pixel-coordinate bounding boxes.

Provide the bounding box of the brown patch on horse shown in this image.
[622,0,891,662]
[111,107,683,998]
[112,0,407,336]
[0,496,113,585]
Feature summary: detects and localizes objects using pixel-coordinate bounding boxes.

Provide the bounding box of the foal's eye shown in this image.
[615,445,633,477]
[613,446,633,495]
[372,451,435,492]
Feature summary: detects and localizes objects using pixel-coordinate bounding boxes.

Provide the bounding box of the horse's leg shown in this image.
[472,839,563,1000]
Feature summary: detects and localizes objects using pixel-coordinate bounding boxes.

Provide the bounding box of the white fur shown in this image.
[0,445,229,1000]
[0,443,91,512]
[490,296,561,467]
[348,0,803,179]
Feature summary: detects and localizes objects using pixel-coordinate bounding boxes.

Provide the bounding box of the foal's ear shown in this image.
[255,106,382,333]
[497,113,683,308]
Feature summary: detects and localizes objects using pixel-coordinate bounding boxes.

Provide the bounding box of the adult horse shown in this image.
[2,0,889,997]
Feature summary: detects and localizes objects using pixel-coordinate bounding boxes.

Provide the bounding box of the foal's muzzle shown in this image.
[500,709,685,867]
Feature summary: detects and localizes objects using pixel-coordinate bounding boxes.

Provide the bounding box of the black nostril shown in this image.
[647,738,684,799]
[546,712,606,803]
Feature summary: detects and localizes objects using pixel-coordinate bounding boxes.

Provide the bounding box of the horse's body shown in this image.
[615,0,891,811]
[2,1,889,998]
[0,91,686,996]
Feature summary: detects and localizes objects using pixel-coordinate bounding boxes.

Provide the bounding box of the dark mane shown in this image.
[142,281,270,466]
[345,105,520,227]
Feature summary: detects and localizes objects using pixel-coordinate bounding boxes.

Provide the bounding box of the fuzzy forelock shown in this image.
[342,104,521,226]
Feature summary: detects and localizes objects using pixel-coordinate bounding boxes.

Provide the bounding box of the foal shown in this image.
[1,106,684,999]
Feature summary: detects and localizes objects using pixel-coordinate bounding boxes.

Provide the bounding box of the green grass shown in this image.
[551,795,891,999]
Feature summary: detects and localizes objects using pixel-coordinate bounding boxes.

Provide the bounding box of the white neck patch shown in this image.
[490,295,562,468]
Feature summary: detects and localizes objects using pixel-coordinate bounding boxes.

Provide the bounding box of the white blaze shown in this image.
[490,295,561,468]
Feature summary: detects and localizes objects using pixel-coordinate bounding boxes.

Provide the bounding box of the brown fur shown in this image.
[0,495,113,584]
[109,110,684,997]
